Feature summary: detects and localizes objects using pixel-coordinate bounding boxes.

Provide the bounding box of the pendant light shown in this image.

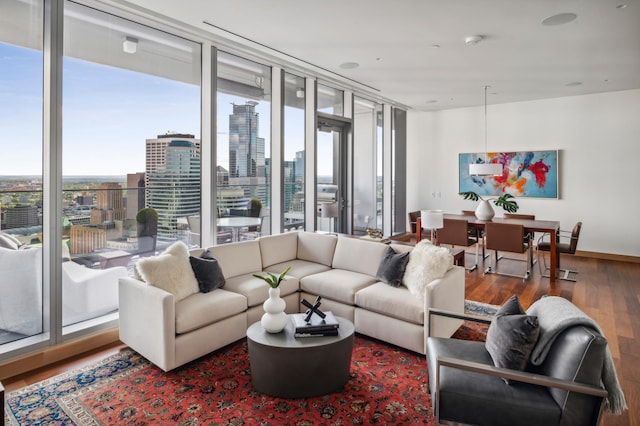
[469,86,502,176]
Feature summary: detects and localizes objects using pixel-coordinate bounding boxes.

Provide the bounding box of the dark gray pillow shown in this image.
[376,247,410,287]
[189,255,225,293]
[485,295,540,384]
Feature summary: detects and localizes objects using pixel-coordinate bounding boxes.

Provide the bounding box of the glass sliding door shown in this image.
[216,51,271,243]
[316,115,349,234]
[0,0,44,349]
[62,2,201,329]
[283,73,305,231]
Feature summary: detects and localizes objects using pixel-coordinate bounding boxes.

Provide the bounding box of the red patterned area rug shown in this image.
[5,304,493,426]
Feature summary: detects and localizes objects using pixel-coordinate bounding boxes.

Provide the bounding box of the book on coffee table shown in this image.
[291,311,339,333]
[294,328,339,338]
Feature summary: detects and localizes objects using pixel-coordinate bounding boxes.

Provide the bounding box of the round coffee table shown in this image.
[246,315,355,398]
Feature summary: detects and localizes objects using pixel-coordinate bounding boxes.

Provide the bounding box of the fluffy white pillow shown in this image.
[135,241,199,302]
[402,240,453,299]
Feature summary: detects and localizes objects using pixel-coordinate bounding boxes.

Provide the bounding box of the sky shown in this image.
[0,42,319,177]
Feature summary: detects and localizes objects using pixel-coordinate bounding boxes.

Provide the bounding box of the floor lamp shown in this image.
[421,209,444,244]
[321,202,339,234]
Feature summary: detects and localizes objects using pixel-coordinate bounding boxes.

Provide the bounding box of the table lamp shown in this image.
[321,202,339,234]
[421,209,444,244]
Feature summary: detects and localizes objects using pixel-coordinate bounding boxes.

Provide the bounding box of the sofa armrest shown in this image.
[427,307,492,326]
[119,277,176,371]
[424,265,465,339]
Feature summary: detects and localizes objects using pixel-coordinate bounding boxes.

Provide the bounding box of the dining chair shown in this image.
[504,213,537,267]
[537,221,582,282]
[437,218,480,271]
[484,222,532,280]
[461,210,489,260]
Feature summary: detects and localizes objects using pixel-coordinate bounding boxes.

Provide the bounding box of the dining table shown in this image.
[216,216,263,242]
[417,214,561,283]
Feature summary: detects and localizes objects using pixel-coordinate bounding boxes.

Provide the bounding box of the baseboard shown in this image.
[575,250,640,264]
[0,327,120,381]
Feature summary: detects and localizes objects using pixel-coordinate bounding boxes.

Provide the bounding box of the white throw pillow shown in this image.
[402,240,453,299]
[135,241,199,302]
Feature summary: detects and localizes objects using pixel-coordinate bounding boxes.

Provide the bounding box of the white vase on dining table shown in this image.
[475,199,495,221]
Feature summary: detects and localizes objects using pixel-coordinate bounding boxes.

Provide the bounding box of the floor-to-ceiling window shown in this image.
[216,51,271,243]
[283,73,305,231]
[61,2,201,330]
[0,0,405,360]
[0,0,44,348]
[353,97,382,235]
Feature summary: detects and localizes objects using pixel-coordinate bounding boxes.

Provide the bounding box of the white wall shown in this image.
[407,89,640,257]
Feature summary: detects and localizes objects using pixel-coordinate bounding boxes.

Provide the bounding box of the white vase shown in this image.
[475,199,495,221]
[261,287,288,333]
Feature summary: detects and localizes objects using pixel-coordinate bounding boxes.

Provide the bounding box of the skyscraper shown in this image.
[227,102,267,205]
[229,102,265,179]
[146,136,201,240]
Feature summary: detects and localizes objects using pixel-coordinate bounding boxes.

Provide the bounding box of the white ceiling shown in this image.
[117,0,640,111]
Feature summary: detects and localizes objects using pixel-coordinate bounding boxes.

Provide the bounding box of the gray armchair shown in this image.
[426,307,609,426]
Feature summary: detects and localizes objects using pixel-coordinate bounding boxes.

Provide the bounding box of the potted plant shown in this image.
[249,198,262,217]
[459,191,519,220]
[253,266,291,333]
[136,207,158,253]
[252,266,291,288]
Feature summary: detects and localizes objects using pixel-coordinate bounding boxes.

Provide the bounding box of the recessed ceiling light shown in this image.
[541,13,577,26]
[426,100,438,104]
[376,57,382,61]
[616,4,628,9]
[339,62,359,69]
[465,35,483,45]
[565,81,582,87]
[431,44,440,49]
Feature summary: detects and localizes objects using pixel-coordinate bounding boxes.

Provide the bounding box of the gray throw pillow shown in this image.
[189,255,226,293]
[485,295,540,384]
[376,247,410,287]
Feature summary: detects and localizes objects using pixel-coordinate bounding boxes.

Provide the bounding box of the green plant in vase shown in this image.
[254,266,291,333]
[459,191,519,220]
[252,266,291,288]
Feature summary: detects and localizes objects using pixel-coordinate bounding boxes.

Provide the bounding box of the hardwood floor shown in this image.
[2,250,639,425]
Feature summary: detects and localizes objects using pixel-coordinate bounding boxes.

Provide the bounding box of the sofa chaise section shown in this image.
[119,276,247,371]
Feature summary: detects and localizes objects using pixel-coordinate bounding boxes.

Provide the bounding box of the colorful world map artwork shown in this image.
[459,150,558,198]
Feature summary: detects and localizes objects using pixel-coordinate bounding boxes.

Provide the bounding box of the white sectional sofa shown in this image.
[118,231,465,371]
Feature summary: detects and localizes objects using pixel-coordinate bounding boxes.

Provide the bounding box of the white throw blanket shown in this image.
[527,296,627,415]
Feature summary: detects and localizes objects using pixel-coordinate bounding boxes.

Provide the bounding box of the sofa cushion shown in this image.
[189,255,225,293]
[205,240,262,279]
[376,247,410,287]
[224,273,300,308]
[136,241,199,302]
[300,269,377,305]
[175,289,247,334]
[355,282,423,325]
[332,237,389,275]
[297,232,338,266]
[258,232,298,269]
[402,240,452,300]
[263,259,331,280]
[485,295,540,383]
